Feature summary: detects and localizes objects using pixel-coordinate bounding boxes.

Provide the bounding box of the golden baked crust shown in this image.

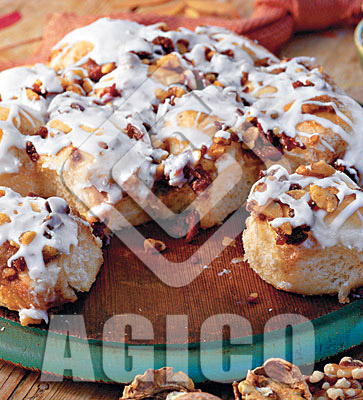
[1,17,362,238]
[243,161,363,302]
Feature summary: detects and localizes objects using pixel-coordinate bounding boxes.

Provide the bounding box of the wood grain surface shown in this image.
[1,0,363,398]
[0,215,354,345]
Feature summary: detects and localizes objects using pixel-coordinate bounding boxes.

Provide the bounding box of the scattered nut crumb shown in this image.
[247,293,258,303]
[144,238,166,253]
[231,257,244,264]
[222,236,236,247]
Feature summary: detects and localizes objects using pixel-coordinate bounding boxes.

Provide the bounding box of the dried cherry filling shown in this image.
[152,36,175,54]
[241,117,305,161]
[276,225,310,246]
[183,165,213,194]
[332,159,360,184]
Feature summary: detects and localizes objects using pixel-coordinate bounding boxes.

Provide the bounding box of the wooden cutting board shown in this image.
[1,203,363,383]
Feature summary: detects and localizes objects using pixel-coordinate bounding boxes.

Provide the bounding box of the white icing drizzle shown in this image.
[51,17,277,69]
[236,57,363,180]
[0,187,79,321]
[0,100,45,174]
[0,17,362,230]
[19,307,49,324]
[248,165,363,250]
[0,64,63,100]
[32,92,156,206]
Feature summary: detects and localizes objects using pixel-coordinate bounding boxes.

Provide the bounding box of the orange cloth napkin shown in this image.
[0,0,362,70]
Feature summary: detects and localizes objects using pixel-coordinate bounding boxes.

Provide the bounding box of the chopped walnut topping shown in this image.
[204,47,215,62]
[287,189,306,200]
[144,238,167,253]
[101,62,116,75]
[292,80,314,89]
[11,256,27,272]
[81,58,103,82]
[126,124,144,140]
[254,57,271,67]
[185,210,200,243]
[152,36,175,54]
[49,119,72,133]
[0,212,11,226]
[2,267,17,281]
[19,231,36,245]
[26,141,39,162]
[30,202,41,213]
[302,101,335,115]
[42,245,59,261]
[36,126,48,139]
[296,161,336,178]
[186,166,213,194]
[260,201,283,219]
[276,225,310,246]
[99,83,121,99]
[176,39,189,54]
[247,292,258,303]
[121,367,195,400]
[222,236,236,247]
[309,185,338,212]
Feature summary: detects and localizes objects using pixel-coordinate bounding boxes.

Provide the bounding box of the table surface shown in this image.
[1,0,363,399]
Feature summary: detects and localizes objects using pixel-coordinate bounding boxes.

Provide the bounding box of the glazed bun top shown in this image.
[0,17,363,227]
[0,187,78,306]
[247,161,363,250]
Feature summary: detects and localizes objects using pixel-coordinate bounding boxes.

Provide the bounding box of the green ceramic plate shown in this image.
[0,300,363,383]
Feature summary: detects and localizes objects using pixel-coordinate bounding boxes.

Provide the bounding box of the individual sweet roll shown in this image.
[0,101,44,196]
[0,64,65,196]
[152,85,262,228]
[30,91,156,228]
[236,57,363,180]
[0,187,103,325]
[243,161,363,302]
[48,18,278,73]
[0,64,63,110]
[47,18,278,126]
